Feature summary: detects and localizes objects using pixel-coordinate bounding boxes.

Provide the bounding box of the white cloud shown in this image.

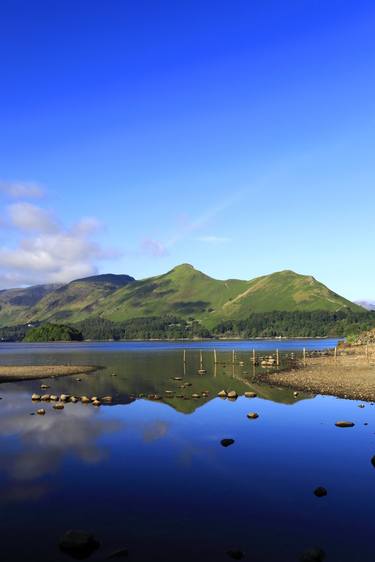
[0,180,45,199]
[0,200,117,288]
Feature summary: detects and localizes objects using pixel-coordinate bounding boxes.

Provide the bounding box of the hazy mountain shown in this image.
[355,300,375,311]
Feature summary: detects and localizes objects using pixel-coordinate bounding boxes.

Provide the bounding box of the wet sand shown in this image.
[256,345,375,402]
[0,365,98,382]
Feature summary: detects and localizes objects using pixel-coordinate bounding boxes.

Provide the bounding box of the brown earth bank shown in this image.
[0,365,98,382]
[255,344,375,402]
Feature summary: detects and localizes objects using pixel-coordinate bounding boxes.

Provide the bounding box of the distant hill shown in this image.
[0,265,364,328]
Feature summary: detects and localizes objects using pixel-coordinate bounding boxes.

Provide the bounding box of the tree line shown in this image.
[1,310,375,342]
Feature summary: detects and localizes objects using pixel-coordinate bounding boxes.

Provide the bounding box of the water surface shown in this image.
[0,339,373,562]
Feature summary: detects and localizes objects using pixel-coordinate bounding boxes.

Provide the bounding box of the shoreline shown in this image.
[0,365,98,383]
[255,345,375,402]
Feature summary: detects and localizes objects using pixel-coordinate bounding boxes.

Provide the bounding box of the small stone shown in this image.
[293,391,299,397]
[31,394,41,401]
[40,384,49,390]
[53,402,64,410]
[227,549,244,560]
[75,377,81,382]
[36,408,46,416]
[217,390,227,398]
[192,393,200,399]
[102,396,113,403]
[70,396,78,403]
[81,396,90,404]
[299,547,325,561]
[314,487,327,497]
[60,394,70,402]
[41,394,50,401]
[247,412,259,419]
[173,377,182,381]
[220,438,235,447]
[50,395,58,401]
[358,404,365,408]
[335,421,354,428]
[244,391,257,398]
[59,530,100,558]
[92,400,101,407]
[227,390,238,399]
[91,396,98,402]
[111,373,117,376]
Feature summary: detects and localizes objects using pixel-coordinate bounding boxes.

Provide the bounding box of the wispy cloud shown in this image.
[0,180,45,199]
[196,235,231,244]
[140,238,169,257]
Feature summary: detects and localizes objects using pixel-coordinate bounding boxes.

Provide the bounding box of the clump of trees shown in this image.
[213,310,375,338]
[24,323,83,342]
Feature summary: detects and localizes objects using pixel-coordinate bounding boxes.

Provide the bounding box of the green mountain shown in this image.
[0,265,363,328]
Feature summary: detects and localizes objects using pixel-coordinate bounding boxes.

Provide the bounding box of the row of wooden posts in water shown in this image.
[183,347,341,373]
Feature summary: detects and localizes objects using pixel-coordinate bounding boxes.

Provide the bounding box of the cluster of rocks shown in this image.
[32,390,113,413]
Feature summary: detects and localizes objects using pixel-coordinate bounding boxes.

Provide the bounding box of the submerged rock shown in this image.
[220,438,235,447]
[59,530,100,559]
[36,408,46,416]
[314,487,327,497]
[247,412,259,419]
[299,547,325,561]
[102,396,113,403]
[40,384,49,390]
[371,455,375,468]
[335,421,355,428]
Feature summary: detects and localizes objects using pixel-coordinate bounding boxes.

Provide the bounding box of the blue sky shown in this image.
[0,0,374,301]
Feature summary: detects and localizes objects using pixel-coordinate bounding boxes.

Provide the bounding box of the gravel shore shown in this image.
[0,365,97,382]
[255,345,375,402]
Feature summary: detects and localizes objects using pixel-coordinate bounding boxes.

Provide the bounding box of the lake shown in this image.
[0,339,374,562]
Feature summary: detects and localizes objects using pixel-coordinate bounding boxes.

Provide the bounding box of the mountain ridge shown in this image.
[0,266,364,328]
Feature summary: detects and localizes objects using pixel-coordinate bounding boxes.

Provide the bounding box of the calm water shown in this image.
[0,339,374,562]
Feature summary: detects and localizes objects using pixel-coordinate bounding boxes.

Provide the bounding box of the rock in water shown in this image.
[227,390,238,399]
[299,547,325,561]
[53,403,64,410]
[217,390,227,398]
[36,408,46,416]
[220,438,235,447]
[59,530,100,558]
[371,455,375,468]
[244,391,257,398]
[31,394,41,401]
[314,487,327,497]
[247,412,259,419]
[335,421,355,428]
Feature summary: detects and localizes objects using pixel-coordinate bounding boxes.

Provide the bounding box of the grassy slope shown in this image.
[98,265,362,325]
[0,284,61,326]
[0,265,363,327]
[25,275,135,324]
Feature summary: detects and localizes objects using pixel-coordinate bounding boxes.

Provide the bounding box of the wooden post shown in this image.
[334,346,337,362]
[183,349,186,363]
[214,349,217,364]
[276,349,280,367]
[252,349,256,366]
[200,350,203,367]
[303,347,306,366]
[232,350,235,364]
